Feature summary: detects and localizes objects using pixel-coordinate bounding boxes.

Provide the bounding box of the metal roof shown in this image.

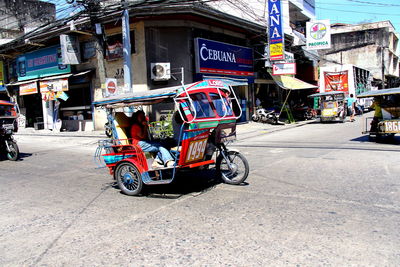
[357,87,400,98]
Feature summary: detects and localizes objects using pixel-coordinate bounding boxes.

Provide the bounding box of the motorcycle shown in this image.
[251,108,279,124]
[0,122,19,161]
[292,104,316,120]
[0,101,20,161]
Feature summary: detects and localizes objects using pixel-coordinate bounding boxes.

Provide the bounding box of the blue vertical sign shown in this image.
[268,0,284,61]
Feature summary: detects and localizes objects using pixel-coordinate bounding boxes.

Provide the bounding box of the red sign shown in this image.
[324,71,349,92]
[107,81,116,94]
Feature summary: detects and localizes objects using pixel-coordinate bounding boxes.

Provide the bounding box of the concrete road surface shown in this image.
[1,114,399,266]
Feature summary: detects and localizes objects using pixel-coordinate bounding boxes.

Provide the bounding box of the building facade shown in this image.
[0,2,265,131]
[319,21,400,89]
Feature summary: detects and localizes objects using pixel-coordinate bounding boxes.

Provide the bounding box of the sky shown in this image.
[42,0,400,36]
[316,0,400,35]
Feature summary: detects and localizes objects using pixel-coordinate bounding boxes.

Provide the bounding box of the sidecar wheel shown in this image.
[115,162,143,196]
[6,141,19,161]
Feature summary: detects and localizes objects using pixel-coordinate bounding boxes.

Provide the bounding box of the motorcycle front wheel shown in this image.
[6,141,19,161]
[251,115,259,122]
[216,151,249,185]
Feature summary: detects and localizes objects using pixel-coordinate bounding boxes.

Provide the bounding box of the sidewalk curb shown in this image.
[237,119,316,140]
[15,132,106,139]
[15,120,316,139]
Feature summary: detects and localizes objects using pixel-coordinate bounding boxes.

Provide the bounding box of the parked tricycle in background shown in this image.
[308,91,347,122]
[94,80,249,196]
[0,100,19,161]
[357,87,400,141]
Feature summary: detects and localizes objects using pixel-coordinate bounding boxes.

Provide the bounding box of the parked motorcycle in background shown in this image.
[0,118,19,161]
[0,101,20,161]
[252,108,280,125]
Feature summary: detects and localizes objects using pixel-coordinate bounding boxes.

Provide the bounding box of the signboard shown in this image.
[60,34,81,65]
[383,120,400,133]
[19,81,38,96]
[306,20,331,50]
[268,0,284,61]
[194,38,254,77]
[272,63,296,75]
[0,61,5,91]
[39,78,69,93]
[105,78,117,96]
[324,71,349,92]
[16,45,71,81]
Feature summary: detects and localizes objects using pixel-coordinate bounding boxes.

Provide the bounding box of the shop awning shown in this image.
[6,79,40,86]
[272,75,318,90]
[6,70,92,86]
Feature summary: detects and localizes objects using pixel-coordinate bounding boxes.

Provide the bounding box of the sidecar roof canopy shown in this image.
[94,79,246,107]
[308,91,346,98]
[0,100,14,106]
[357,87,400,98]
[93,86,181,107]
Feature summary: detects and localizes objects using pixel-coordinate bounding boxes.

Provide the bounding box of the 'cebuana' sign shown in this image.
[306,20,331,50]
[268,0,284,61]
[194,38,254,77]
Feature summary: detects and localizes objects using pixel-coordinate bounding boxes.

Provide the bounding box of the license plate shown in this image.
[384,120,400,133]
[322,109,334,116]
[185,138,208,163]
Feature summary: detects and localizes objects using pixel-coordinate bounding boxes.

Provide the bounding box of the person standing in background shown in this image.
[347,94,356,122]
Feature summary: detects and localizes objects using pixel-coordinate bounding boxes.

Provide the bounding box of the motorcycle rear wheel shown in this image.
[6,141,19,161]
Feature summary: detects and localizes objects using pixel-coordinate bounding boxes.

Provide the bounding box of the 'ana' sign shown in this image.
[195,38,254,77]
[268,0,284,61]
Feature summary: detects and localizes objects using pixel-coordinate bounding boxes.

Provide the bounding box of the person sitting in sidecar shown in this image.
[130,110,175,168]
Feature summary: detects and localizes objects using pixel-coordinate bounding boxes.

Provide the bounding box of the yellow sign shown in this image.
[269,43,284,60]
[0,61,4,87]
[20,82,38,96]
[322,109,335,117]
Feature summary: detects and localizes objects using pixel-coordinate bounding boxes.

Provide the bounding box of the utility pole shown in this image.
[122,0,133,93]
[381,46,385,89]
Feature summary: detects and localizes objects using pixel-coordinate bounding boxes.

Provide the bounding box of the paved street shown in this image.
[1,114,400,266]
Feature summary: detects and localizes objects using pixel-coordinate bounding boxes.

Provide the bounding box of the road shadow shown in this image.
[18,152,33,160]
[351,135,400,145]
[0,152,33,161]
[142,169,222,199]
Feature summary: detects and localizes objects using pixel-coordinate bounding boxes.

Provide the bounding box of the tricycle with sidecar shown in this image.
[94,80,249,196]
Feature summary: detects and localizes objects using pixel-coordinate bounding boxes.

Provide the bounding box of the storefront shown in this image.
[194,38,255,122]
[7,46,93,131]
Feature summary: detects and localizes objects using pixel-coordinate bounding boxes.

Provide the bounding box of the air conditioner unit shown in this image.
[151,62,171,81]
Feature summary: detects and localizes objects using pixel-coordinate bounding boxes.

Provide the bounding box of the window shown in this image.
[189,93,215,118]
[106,30,136,61]
[209,93,233,117]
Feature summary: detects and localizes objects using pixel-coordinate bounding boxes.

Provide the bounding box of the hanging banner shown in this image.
[306,20,331,50]
[268,0,284,61]
[20,81,38,96]
[60,34,81,65]
[40,78,69,93]
[324,71,349,92]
